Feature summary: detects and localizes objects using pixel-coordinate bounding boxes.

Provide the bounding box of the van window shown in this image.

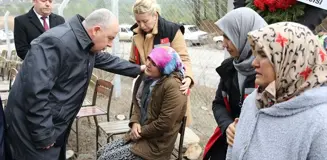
[121,28,127,32]
[188,26,199,32]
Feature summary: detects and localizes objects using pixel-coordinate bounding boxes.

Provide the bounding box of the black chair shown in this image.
[177,116,187,160]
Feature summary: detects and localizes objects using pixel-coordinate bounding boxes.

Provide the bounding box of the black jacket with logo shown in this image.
[204,57,256,160]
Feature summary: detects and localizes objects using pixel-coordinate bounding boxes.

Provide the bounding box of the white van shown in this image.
[0,29,14,41]
[183,25,208,46]
[119,24,133,41]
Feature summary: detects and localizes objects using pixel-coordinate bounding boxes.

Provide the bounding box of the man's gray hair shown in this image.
[82,8,116,29]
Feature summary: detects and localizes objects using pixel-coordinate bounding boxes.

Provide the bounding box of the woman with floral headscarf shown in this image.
[226,22,327,160]
[97,46,187,160]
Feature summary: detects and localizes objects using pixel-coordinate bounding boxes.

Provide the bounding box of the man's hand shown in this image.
[318,31,327,37]
[180,77,192,95]
[42,143,54,150]
[130,123,141,141]
[226,118,239,146]
[140,65,146,72]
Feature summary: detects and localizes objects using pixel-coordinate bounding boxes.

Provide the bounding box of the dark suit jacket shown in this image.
[14,7,65,60]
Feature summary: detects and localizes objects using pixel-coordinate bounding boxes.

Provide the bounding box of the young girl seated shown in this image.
[97,46,188,160]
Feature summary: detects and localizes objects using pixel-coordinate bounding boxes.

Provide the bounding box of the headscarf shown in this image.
[248,22,327,108]
[148,46,185,77]
[215,7,267,76]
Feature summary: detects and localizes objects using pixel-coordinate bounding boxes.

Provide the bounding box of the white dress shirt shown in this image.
[33,9,50,28]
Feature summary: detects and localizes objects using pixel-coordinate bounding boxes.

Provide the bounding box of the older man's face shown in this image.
[90,19,119,53]
[33,0,53,17]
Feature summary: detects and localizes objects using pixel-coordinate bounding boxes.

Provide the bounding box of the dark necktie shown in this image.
[41,16,49,31]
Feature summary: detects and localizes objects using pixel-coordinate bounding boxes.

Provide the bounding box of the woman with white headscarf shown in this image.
[227,22,327,160]
[203,7,267,160]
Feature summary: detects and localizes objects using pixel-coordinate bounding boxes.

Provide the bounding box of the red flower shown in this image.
[254,0,266,11]
[320,49,326,62]
[276,0,289,9]
[300,67,312,81]
[264,0,275,6]
[259,0,298,12]
[268,5,277,12]
[276,33,288,47]
[255,0,298,13]
[275,0,297,9]
[287,0,297,5]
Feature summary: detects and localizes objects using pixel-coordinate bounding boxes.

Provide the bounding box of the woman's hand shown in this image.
[130,123,142,141]
[226,118,239,146]
[180,77,192,95]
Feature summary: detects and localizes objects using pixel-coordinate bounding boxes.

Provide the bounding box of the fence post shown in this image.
[227,0,234,11]
[223,0,234,59]
[112,0,122,98]
[4,11,11,58]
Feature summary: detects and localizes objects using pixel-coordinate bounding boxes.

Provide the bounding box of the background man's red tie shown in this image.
[41,17,49,31]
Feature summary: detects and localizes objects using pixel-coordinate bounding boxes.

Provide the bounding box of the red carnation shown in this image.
[268,5,277,12]
[287,0,297,5]
[254,0,266,11]
[275,0,289,9]
[263,0,275,6]
[275,0,297,9]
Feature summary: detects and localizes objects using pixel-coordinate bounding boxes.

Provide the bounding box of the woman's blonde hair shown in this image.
[133,0,161,15]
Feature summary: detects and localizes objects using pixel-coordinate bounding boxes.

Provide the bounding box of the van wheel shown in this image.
[186,40,193,47]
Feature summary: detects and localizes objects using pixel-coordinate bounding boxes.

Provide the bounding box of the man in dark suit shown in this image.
[14,0,65,60]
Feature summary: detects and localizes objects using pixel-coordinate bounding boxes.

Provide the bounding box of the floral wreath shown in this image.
[246,0,306,24]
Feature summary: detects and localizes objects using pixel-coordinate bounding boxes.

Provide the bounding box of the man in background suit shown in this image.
[14,0,65,60]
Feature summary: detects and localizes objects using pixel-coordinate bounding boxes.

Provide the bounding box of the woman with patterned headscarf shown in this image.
[97,46,187,160]
[226,22,327,160]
